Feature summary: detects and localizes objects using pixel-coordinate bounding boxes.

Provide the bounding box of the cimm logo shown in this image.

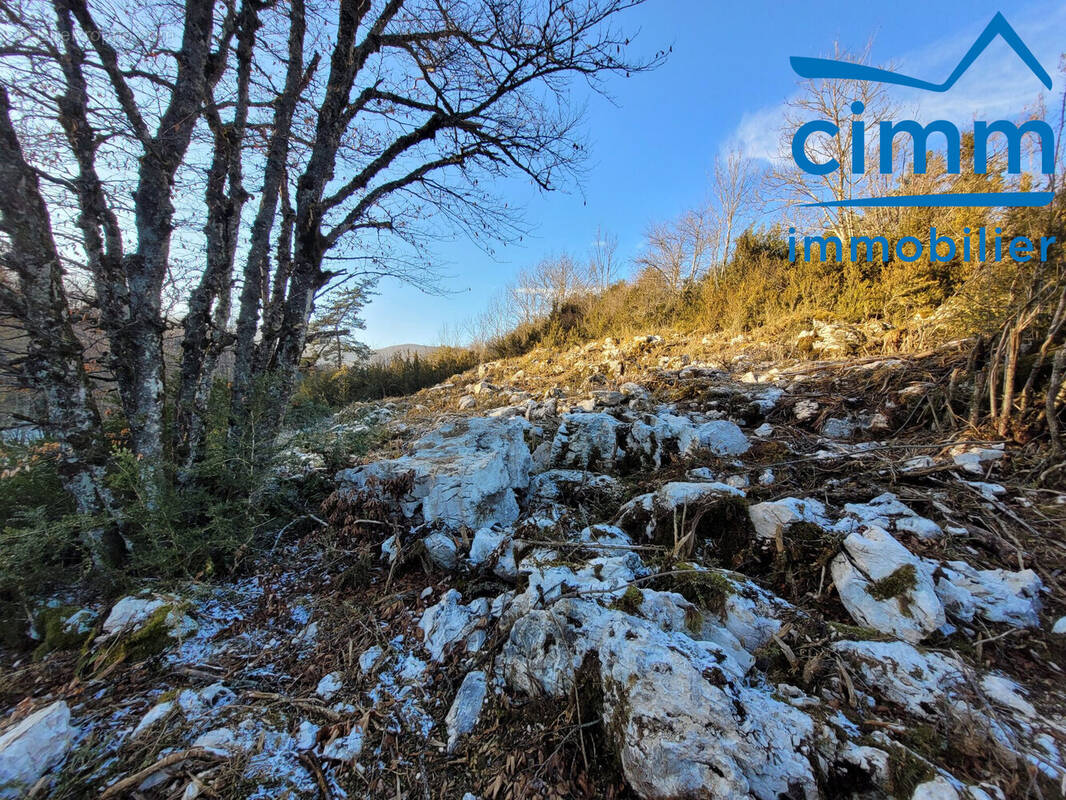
[789,12,1054,209]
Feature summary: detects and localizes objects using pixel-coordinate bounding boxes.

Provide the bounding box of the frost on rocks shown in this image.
[748,497,832,542]
[445,670,488,752]
[0,701,75,799]
[419,589,490,661]
[616,481,744,541]
[295,720,319,750]
[315,672,343,701]
[831,527,945,642]
[336,416,533,530]
[320,726,364,763]
[840,492,943,540]
[193,727,242,757]
[358,645,384,674]
[933,561,1042,629]
[131,700,177,739]
[365,646,435,740]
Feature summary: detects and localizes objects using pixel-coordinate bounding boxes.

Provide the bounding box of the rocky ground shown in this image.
[2,326,1066,799]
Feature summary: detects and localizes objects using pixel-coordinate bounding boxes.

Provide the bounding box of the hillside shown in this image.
[371,344,440,364]
[4,327,1064,799]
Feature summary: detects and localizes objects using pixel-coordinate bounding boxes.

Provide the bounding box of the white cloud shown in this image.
[725,105,788,165]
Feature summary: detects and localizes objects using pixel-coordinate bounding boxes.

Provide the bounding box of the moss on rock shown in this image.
[33,605,95,658]
[867,564,918,604]
[658,566,734,616]
[609,585,644,615]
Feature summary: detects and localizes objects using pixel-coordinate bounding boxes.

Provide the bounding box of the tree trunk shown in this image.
[70,0,216,470]
[229,0,309,437]
[177,0,258,470]
[0,86,120,561]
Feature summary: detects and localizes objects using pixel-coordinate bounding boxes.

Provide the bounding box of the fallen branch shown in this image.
[244,690,344,722]
[100,748,226,798]
[298,751,333,799]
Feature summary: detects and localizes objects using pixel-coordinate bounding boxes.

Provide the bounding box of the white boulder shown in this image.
[424,532,459,571]
[418,590,490,662]
[748,497,832,542]
[445,670,488,752]
[101,595,197,639]
[840,493,942,540]
[0,701,75,799]
[468,528,517,580]
[831,527,945,642]
[695,420,750,456]
[549,413,621,471]
[501,598,819,799]
[337,416,533,530]
[933,562,1042,629]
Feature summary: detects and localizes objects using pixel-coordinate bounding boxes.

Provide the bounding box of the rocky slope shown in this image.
[2,329,1065,799]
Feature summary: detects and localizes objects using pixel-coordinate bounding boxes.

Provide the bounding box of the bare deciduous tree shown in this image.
[588,226,619,291]
[0,0,661,537]
[767,42,896,243]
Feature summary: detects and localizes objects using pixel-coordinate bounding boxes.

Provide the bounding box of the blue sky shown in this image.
[358,0,1064,348]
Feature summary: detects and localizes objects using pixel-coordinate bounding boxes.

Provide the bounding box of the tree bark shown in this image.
[0,86,120,561]
[229,0,311,437]
[177,0,258,470]
[69,0,216,468]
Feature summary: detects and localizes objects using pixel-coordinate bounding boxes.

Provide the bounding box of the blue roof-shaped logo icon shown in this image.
[790,12,1052,92]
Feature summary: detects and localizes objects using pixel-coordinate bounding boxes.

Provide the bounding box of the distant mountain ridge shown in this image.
[371,343,440,364]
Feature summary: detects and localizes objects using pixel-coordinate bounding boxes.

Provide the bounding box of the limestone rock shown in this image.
[933,561,1042,629]
[501,598,820,799]
[831,527,945,642]
[0,702,75,799]
[748,497,831,542]
[794,399,820,422]
[694,420,750,456]
[424,532,459,571]
[468,528,517,580]
[617,481,744,542]
[445,670,487,752]
[840,492,942,540]
[419,590,490,662]
[337,417,532,530]
[549,413,621,471]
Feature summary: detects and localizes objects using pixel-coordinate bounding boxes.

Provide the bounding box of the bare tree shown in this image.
[509,254,589,322]
[0,0,662,519]
[588,226,619,291]
[711,149,758,274]
[767,42,896,243]
[636,207,715,292]
[0,86,119,560]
